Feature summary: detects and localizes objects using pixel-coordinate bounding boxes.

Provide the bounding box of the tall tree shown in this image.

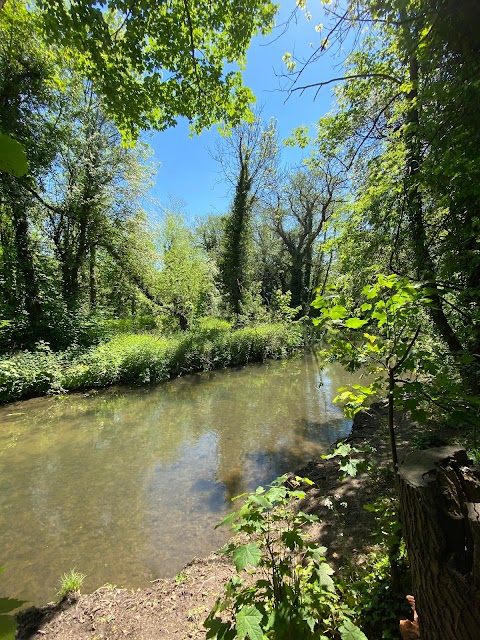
[272,165,344,312]
[216,116,278,315]
[0,1,60,341]
[39,80,153,311]
[286,0,480,390]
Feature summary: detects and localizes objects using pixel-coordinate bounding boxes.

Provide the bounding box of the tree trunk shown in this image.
[12,205,42,325]
[398,447,480,640]
[290,252,304,310]
[89,244,97,312]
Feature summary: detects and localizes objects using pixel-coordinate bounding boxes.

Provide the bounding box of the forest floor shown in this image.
[16,405,433,640]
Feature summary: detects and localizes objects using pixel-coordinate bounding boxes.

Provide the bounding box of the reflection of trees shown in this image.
[0,354,362,604]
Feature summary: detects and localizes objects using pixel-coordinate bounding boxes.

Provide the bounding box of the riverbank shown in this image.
[15,404,424,640]
[0,320,304,403]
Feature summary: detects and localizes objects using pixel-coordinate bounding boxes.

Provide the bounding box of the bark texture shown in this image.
[399,447,480,640]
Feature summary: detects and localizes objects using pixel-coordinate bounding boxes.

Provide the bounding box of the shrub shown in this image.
[205,476,367,640]
[0,342,66,402]
[0,322,303,403]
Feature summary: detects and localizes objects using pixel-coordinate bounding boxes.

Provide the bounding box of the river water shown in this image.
[0,352,358,605]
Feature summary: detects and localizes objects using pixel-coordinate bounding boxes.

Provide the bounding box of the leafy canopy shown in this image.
[37,0,278,140]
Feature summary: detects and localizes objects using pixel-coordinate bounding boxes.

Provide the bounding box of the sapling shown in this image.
[312,273,431,474]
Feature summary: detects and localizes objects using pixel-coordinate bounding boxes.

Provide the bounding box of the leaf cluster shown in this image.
[312,273,435,421]
[205,475,367,639]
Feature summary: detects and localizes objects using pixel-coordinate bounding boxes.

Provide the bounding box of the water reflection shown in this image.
[0,353,359,604]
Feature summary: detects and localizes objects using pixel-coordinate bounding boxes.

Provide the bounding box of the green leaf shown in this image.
[360,303,372,311]
[311,296,325,309]
[232,544,262,572]
[362,285,378,299]
[315,562,335,591]
[344,318,368,329]
[216,511,237,529]
[340,460,359,477]
[236,606,263,640]
[204,614,234,639]
[0,599,25,615]
[372,310,387,327]
[329,305,347,320]
[339,618,368,640]
[281,529,304,550]
[0,134,28,177]
[0,615,17,640]
[250,495,271,509]
[265,486,286,502]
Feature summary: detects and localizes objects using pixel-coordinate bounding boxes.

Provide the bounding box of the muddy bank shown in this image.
[16,404,416,640]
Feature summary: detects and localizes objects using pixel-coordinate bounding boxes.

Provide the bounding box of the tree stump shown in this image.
[398,447,480,640]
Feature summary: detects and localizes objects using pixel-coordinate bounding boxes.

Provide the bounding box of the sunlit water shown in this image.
[0,352,360,605]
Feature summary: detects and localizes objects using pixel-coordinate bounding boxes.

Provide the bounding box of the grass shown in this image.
[56,569,86,599]
[0,321,304,403]
[175,571,188,585]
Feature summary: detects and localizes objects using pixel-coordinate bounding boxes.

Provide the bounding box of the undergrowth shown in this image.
[205,475,368,640]
[0,321,303,402]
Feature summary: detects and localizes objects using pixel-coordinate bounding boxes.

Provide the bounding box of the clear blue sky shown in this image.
[146,2,337,221]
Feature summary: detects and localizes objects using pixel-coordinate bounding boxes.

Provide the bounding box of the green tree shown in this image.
[38,80,154,312]
[287,0,480,392]
[216,116,278,315]
[252,213,289,305]
[36,0,278,139]
[157,208,216,330]
[272,165,343,313]
[0,0,61,343]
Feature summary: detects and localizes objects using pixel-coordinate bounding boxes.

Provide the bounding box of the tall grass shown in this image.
[0,321,303,403]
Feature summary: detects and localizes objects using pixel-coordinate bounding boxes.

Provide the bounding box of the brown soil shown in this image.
[15,404,431,640]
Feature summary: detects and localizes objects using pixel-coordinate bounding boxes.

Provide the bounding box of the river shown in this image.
[0,352,358,605]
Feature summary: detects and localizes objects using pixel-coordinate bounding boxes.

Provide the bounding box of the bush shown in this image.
[0,342,66,402]
[205,475,368,640]
[0,322,303,403]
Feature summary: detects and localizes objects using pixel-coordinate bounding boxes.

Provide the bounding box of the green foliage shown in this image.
[0,342,67,401]
[313,272,434,470]
[322,442,372,481]
[345,551,410,640]
[0,323,303,403]
[205,476,368,640]
[56,569,86,599]
[270,166,341,313]
[0,567,25,640]
[37,0,277,139]
[468,449,480,466]
[237,281,269,327]
[156,211,217,330]
[298,0,480,400]
[195,317,233,335]
[313,273,429,417]
[410,432,448,451]
[0,133,28,177]
[217,116,278,316]
[270,290,302,323]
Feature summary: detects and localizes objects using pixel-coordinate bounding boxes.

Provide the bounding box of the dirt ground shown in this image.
[15,404,425,640]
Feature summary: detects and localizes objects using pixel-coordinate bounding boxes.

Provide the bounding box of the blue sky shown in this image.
[146,2,338,221]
